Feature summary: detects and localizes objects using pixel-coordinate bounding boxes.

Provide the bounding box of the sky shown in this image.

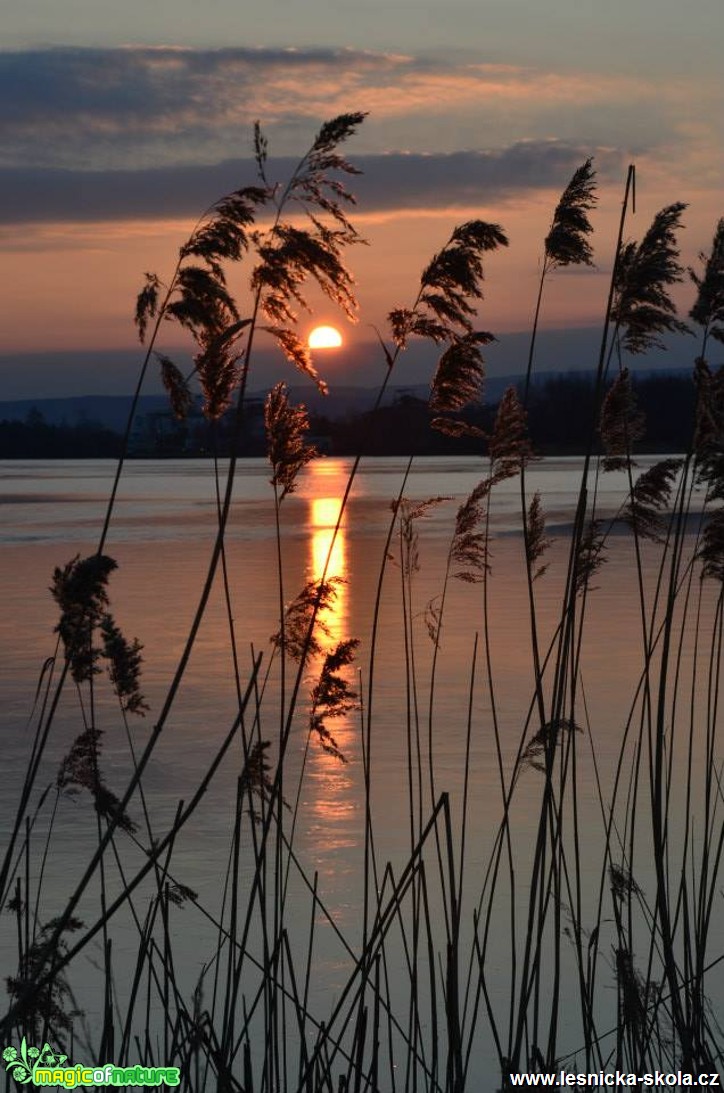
[1,0,722,396]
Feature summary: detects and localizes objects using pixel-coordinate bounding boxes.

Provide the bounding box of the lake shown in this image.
[1,455,720,1087]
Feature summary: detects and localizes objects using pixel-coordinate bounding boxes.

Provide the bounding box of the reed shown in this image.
[2,114,724,1092]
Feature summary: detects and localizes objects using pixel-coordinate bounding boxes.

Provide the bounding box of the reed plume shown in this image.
[170,273,246,420]
[425,229,507,423]
[262,325,328,395]
[609,863,641,902]
[693,360,724,500]
[599,368,645,471]
[394,496,450,577]
[254,222,361,327]
[289,112,366,232]
[6,917,84,1044]
[447,452,527,586]
[309,638,360,762]
[50,554,148,717]
[134,185,269,418]
[50,555,117,683]
[449,480,496,583]
[526,492,552,580]
[424,596,443,643]
[624,458,682,542]
[270,577,343,663]
[252,118,367,391]
[699,510,724,582]
[431,415,485,439]
[136,114,366,422]
[307,111,368,162]
[387,220,507,433]
[179,186,269,274]
[240,740,285,819]
[264,381,317,500]
[611,202,691,354]
[99,614,149,716]
[614,948,648,1050]
[193,337,243,421]
[488,386,533,478]
[165,264,240,342]
[157,354,194,420]
[57,728,137,834]
[253,113,367,364]
[521,158,597,412]
[422,221,508,334]
[429,332,496,418]
[520,717,581,773]
[134,272,162,345]
[689,217,724,348]
[575,519,607,593]
[544,158,597,269]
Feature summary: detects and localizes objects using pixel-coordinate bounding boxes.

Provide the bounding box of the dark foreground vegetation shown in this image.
[2,112,724,1091]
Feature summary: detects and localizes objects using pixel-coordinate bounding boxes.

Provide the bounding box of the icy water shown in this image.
[1,456,720,1085]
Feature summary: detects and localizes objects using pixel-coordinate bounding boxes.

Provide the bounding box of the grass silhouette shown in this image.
[2,115,724,1090]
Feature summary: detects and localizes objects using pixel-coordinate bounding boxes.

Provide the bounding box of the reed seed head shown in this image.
[264,381,317,500]
[544,158,597,268]
[612,202,691,354]
[690,218,724,344]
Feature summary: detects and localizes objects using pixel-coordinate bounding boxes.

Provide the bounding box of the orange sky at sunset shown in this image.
[1,3,722,395]
[2,187,716,356]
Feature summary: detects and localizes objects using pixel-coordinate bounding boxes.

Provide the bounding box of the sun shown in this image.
[308,325,343,349]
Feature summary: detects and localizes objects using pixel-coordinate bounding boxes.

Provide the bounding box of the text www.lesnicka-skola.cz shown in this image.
[508,1071,721,1087]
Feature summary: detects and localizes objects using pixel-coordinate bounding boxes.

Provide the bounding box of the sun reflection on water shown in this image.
[305,465,358,841]
[309,484,347,642]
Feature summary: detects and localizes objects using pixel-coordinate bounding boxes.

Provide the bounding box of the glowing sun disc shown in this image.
[308,325,343,349]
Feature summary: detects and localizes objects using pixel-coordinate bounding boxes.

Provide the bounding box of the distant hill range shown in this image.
[0,380,515,430]
[0,323,711,409]
[0,368,698,432]
[0,365,705,458]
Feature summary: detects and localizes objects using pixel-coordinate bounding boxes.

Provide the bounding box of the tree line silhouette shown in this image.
[0,371,699,458]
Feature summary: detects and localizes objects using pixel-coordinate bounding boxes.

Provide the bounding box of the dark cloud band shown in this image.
[0,144,623,225]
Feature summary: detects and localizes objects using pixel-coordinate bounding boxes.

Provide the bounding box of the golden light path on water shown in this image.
[305,461,357,837]
[308,464,348,641]
[310,495,345,633]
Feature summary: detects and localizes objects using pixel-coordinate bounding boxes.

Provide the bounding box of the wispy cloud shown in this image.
[0,45,699,170]
[0,45,718,242]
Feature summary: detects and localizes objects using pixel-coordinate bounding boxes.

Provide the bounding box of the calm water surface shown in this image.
[0,456,718,1080]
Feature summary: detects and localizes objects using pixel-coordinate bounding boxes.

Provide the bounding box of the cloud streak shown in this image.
[0,143,625,226]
